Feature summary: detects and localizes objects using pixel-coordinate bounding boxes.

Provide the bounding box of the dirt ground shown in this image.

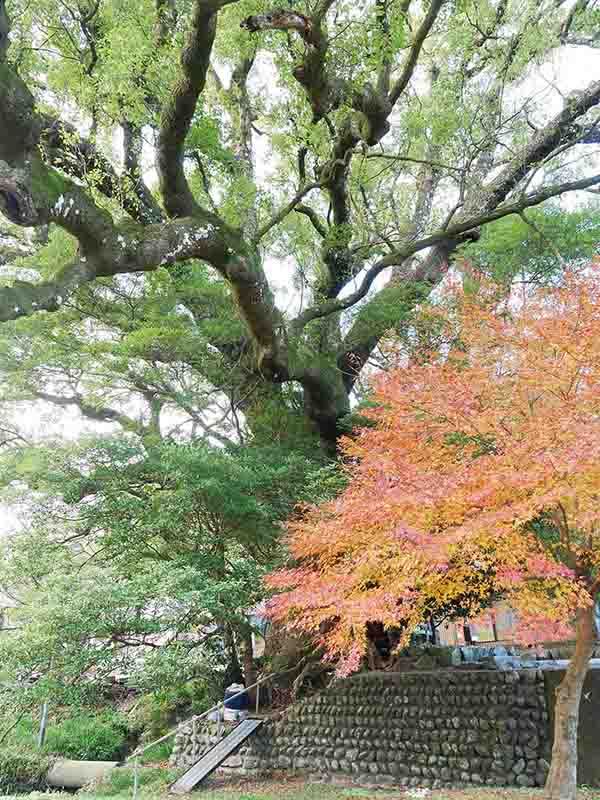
[194,774,600,800]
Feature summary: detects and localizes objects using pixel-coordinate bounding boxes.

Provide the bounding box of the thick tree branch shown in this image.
[0,63,43,165]
[0,158,119,257]
[33,390,147,435]
[483,80,600,209]
[157,1,222,218]
[389,0,446,106]
[0,36,124,250]
[241,10,312,38]
[336,77,600,386]
[0,216,285,401]
[295,203,328,238]
[242,8,341,123]
[41,119,164,225]
[0,259,96,320]
[0,215,230,321]
[376,0,392,96]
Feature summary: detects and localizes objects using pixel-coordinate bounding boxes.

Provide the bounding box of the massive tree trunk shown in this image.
[545,603,596,800]
[239,626,258,705]
[222,624,244,688]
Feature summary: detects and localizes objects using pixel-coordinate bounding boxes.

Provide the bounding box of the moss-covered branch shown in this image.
[157,0,220,218]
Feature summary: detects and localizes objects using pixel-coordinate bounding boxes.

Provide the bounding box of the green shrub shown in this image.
[129,681,214,742]
[43,711,129,761]
[0,745,52,792]
[0,715,37,747]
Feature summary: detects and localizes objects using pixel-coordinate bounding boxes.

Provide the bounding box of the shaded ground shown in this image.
[194,775,600,800]
[197,778,600,800]
[11,772,599,800]
[91,772,600,800]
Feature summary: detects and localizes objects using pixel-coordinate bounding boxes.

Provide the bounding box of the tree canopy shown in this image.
[0,0,598,451]
[0,431,338,696]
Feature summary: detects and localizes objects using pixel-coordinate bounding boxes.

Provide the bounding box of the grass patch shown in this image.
[136,738,173,765]
[43,711,129,760]
[94,765,183,795]
[0,745,52,794]
[0,710,130,761]
[1,716,38,748]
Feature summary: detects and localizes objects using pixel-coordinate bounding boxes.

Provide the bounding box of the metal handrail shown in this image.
[126,669,284,762]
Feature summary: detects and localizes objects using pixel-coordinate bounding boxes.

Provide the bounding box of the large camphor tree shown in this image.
[0,0,598,454]
[0,0,598,759]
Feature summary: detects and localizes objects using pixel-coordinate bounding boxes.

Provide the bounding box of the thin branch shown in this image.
[255,181,322,242]
[293,171,600,330]
[365,152,463,173]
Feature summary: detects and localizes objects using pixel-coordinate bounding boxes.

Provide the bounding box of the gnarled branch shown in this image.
[157,1,219,218]
[42,119,164,225]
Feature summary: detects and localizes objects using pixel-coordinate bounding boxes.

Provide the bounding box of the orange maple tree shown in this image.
[268,266,600,800]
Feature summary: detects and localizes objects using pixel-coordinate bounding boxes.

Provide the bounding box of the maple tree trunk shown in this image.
[545,603,596,800]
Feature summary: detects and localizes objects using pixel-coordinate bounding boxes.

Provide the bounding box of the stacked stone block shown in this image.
[171,670,551,788]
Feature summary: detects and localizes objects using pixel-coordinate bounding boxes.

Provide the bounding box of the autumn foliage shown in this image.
[268,267,600,677]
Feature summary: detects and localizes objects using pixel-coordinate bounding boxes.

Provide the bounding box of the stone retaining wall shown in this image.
[171,719,244,772]
[171,670,552,789]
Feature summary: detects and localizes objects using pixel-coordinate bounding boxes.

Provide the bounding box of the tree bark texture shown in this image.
[545,603,596,800]
[239,626,258,704]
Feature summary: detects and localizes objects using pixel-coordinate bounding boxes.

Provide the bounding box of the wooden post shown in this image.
[255,683,260,715]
